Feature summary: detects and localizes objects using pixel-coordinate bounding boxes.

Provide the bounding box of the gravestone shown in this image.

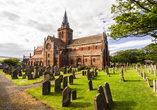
[72,90,77,100]
[54,66,58,76]
[94,93,108,110]
[27,74,33,80]
[11,69,18,79]
[143,71,146,81]
[84,71,86,75]
[72,69,76,79]
[147,77,150,87]
[97,86,108,109]
[113,67,115,74]
[82,71,84,76]
[18,69,22,76]
[39,69,43,76]
[59,75,63,82]
[33,65,40,78]
[153,80,156,92]
[54,78,61,93]
[105,66,109,75]
[62,86,71,107]
[22,74,26,79]
[63,76,68,90]
[88,80,93,90]
[87,69,92,80]
[121,67,125,82]
[156,79,157,93]
[43,70,50,82]
[42,81,51,95]
[69,75,73,85]
[150,68,152,74]
[140,71,142,77]
[103,82,113,108]
[154,69,156,76]
[63,67,66,74]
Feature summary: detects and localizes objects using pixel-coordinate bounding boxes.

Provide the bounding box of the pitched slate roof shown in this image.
[31,54,43,59]
[49,36,66,46]
[68,34,103,46]
[35,46,44,51]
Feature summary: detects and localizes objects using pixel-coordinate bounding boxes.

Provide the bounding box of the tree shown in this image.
[1,58,20,66]
[108,0,157,40]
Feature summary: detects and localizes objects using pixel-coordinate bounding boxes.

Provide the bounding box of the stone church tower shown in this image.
[57,11,73,45]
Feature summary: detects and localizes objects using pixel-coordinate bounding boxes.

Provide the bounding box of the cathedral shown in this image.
[28,11,110,68]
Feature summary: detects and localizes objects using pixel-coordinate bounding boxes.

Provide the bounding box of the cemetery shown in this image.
[1,64,157,109]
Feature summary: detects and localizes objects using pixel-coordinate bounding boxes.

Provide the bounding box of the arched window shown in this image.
[48,54,50,57]
[88,47,90,50]
[78,58,81,62]
[95,46,97,50]
[93,58,95,62]
[70,60,73,64]
[62,32,64,38]
[59,32,61,38]
[85,59,87,62]
[82,47,83,51]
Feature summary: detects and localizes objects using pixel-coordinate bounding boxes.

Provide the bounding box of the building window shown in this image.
[82,47,83,51]
[70,60,73,64]
[93,58,95,62]
[88,47,90,50]
[78,58,81,62]
[62,32,64,38]
[74,49,76,51]
[85,59,87,62]
[59,32,61,38]
[48,54,50,57]
[48,60,50,66]
[95,46,97,50]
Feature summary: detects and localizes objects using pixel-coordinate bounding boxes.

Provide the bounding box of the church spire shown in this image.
[61,10,70,28]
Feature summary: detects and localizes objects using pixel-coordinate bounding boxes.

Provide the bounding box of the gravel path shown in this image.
[0,72,82,110]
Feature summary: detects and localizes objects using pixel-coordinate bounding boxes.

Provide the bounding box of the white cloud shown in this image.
[109,39,152,54]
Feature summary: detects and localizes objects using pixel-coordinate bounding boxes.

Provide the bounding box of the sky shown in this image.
[0,0,154,58]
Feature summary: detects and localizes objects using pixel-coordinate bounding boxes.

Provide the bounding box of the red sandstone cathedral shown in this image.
[28,11,110,68]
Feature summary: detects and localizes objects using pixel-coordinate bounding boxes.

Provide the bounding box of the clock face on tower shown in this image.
[46,43,51,50]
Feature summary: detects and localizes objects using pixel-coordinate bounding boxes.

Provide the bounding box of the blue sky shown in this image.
[0,0,154,58]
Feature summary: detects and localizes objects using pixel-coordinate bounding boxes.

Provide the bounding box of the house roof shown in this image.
[31,54,43,59]
[35,46,44,51]
[49,36,66,46]
[68,34,103,46]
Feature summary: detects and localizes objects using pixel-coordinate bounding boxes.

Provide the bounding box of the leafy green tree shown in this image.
[108,0,157,40]
[1,58,20,66]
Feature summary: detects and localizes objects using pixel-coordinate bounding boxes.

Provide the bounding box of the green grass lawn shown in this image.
[26,67,157,110]
[0,68,84,86]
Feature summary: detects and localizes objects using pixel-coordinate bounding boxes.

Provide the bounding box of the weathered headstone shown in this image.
[143,71,146,81]
[63,76,68,90]
[87,69,92,80]
[97,86,108,109]
[82,71,84,76]
[153,80,156,92]
[54,78,61,93]
[105,66,109,75]
[62,86,71,107]
[72,90,77,100]
[27,74,33,80]
[59,75,63,82]
[22,74,26,79]
[11,69,18,79]
[18,69,22,76]
[121,67,124,82]
[54,66,58,76]
[156,79,157,93]
[43,70,50,82]
[113,67,115,74]
[154,69,156,76]
[88,80,93,90]
[72,69,76,79]
[103,82,113,108]
[33,65,40,78]
[94,93,108,110]
[69,75,73,85]
[147,77,150,87]
[42,81,51,95]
